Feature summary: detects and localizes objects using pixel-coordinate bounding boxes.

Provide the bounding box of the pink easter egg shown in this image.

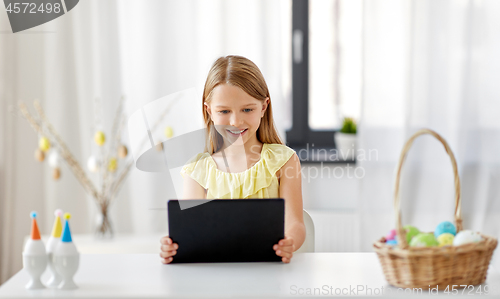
[385,229,396,241]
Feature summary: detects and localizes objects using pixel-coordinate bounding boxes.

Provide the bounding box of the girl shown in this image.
[160,55,305,263]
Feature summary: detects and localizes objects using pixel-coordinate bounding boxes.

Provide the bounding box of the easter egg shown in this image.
[118,145,128,158]
[87,156,100,173]
[52,167,61,180]
[434,221,456,238]
[164,126,174,139]
[453,230,482,246]
[35,148,45,162]
[402,225,420,243]
[39,136,51,152]
[48,151,60,168]
[386,239,398,246]
[108,157,117,172]
[94,131,106,146]
[410,233,439,247]
[155,143,163,152]
[385,229,396,241]
[437,233,454,247]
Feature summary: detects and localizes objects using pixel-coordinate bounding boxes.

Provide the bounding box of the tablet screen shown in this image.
[167,198,284,263]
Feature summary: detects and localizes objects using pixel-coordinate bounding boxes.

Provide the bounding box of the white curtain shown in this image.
[0,0,124,284]
[117,0,291,234]
[0,0,291,283]
[358,0,500,270]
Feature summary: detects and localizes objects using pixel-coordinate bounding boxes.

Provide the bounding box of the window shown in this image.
[286,0,362,162]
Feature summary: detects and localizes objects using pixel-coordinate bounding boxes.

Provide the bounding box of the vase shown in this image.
[334,132,357,161]
[94,207,113,239]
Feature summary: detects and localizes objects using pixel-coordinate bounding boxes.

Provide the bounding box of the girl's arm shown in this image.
[182,175,206,199]
[274,153,306,262]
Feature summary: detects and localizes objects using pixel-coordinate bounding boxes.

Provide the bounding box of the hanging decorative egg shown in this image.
[35,149,45,162]
[39,136,51,152]
[48,151,60,168]
[87,156,100,173]
[94,131,106,146]
[53,167,61,180]
[118,145,128,158]
[164,126,174,139]
[108,157,117,172]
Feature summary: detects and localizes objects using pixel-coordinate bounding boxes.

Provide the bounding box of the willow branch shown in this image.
[108,101,175,204]
[109,96,125,155]
[102,98,126,203]
[18,103,47,137]
[32,100,100,201]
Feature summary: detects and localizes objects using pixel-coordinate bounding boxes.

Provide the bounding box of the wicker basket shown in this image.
[373,128,498,289]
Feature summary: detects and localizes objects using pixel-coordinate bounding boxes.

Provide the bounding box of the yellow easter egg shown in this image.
[164,126,174,139]
[94,131,106,146]
[39,136,51,152]
[437,233,454,247]
[108,157,117,172]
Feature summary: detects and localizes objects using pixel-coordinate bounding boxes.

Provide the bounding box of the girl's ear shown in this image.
[204,102,212,118]
[261,97,270,118]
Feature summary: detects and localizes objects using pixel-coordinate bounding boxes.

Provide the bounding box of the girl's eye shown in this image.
[243,108,253,112]
[218,110,230,114]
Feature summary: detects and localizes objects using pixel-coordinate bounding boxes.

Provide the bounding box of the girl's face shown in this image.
[205,84,269,147]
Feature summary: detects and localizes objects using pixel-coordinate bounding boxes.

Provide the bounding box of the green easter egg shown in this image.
[410,233,439,247]
[403,225,420,243]
[437,233,454,247]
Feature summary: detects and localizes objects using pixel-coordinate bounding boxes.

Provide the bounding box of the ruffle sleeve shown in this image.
[180,152,212,189]
[200,143,296,199]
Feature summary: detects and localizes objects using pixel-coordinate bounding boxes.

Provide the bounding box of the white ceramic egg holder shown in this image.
[52,241,80,289]
[22,239,47,290]
[23,239,79,290]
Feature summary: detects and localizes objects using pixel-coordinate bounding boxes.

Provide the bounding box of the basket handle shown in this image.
[394,128,463,249]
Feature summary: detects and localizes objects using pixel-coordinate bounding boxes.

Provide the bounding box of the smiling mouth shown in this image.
[226,128,248,136]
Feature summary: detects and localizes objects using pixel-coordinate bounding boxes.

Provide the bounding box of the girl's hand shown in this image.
[273,236,295,263]
[160,236,178,264]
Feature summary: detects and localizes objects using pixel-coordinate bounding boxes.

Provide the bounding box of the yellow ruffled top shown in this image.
[181,143,295,199]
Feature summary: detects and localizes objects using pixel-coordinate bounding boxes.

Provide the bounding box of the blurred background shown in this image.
[1,0,500,284]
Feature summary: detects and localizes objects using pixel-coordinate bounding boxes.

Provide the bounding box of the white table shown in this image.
[24,234,166,254]
[1,253,499,298]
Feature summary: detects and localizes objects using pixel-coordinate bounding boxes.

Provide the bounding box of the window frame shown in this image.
[285,0,354,163]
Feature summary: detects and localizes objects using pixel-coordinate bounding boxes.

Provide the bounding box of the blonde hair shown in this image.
[202,55,283,154]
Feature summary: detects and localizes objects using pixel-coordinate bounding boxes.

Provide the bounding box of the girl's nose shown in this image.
[230,113,243,127]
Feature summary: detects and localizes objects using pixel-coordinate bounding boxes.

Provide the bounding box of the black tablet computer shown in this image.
[167,198,284,263]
